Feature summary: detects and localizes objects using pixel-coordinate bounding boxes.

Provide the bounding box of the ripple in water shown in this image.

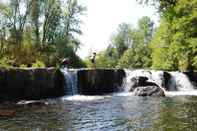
[0,95,197,130]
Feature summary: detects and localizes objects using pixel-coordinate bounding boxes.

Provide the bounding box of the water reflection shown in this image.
[151,96,197,131]
[0,96,197,130]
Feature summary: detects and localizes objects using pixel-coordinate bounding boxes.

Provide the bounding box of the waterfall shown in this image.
[123,69,196,92]
[169,72,195,91]
[61,68,78,95]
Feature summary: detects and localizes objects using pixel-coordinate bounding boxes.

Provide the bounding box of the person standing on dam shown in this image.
[90,52,96,69]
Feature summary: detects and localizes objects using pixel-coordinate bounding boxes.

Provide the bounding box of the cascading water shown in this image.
[123,69,196,93]
[123,69,164,91]
[61,68,78,95]
[60,68,197,98]
[169,72,195,91]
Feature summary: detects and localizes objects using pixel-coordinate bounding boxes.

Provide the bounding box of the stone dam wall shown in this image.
[0,68,197,101]
[0,68,126,101]
[0,68,65,101]
[78,69,126,95]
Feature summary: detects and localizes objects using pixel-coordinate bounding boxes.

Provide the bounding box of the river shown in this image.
[0,94,197,131]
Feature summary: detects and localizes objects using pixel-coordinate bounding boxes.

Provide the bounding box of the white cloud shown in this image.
[77,0,159,58]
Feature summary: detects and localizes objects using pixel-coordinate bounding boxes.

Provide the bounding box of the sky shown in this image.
[77,0,160,59]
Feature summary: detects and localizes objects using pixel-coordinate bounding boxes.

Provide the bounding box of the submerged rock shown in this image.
[133,86,165,97]
[0,102,18,117]
[0,109,16,117]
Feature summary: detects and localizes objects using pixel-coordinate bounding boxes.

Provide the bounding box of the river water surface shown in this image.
[0,93,197,131]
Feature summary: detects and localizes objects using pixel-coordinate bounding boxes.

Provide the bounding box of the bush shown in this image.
[32,59,45,68]
[0,57,11,68]
[20,64,27,68]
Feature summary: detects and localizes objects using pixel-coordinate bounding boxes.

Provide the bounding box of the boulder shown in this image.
[0,109,16,117]
[129,76,158,91]
[130,76,165,96]
[133,86,165,97]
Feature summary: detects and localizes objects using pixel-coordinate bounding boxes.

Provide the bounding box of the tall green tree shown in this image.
[96,16,154,69]
[144,0,197,71]
[110,23,132,58]
[118,16,154,68]
[0,0,86,67]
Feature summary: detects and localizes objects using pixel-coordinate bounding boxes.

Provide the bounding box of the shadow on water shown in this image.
[0,95,197,130]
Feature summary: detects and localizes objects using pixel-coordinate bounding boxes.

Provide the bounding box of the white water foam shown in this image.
[62,95,111,101]
[62,91,197,102]
[114,91,197,97]
[169,72,195,91]
[165,91,197,97]
[123,69,196,94]
[61,68,197,99]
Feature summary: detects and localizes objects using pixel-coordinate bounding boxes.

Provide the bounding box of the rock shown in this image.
[130,75,165,96]
[0,109,16,117]
[0,102,18,117]
[129,76,159,91]
[16,100,50,113]
[133,86,165,97]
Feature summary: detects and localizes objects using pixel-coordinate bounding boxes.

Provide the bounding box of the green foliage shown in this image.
[117,46,151,69]
[150,21,177,70]
[96,16,154,69]
[96,51,118,69]
[0,0,86,68]
[110,23,132,58]
[0,57,11,68]
[20,64,28,68]
[32,60,45,68]
[150,0,197,71]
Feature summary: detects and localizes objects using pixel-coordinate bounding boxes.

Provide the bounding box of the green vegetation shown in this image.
[92,0,197,71]
[0,0,86,68]
[90,16,154,69]
[0,0,196,71]
[147,0,197,71]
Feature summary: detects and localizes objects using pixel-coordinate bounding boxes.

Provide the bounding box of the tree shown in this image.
[0,0,86,67]
[145,0,197,71]
[110,23,132,58]
[96,16,154,69]
[96,48,119,68]
[150,20,177,70]
[117,16,154,68]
